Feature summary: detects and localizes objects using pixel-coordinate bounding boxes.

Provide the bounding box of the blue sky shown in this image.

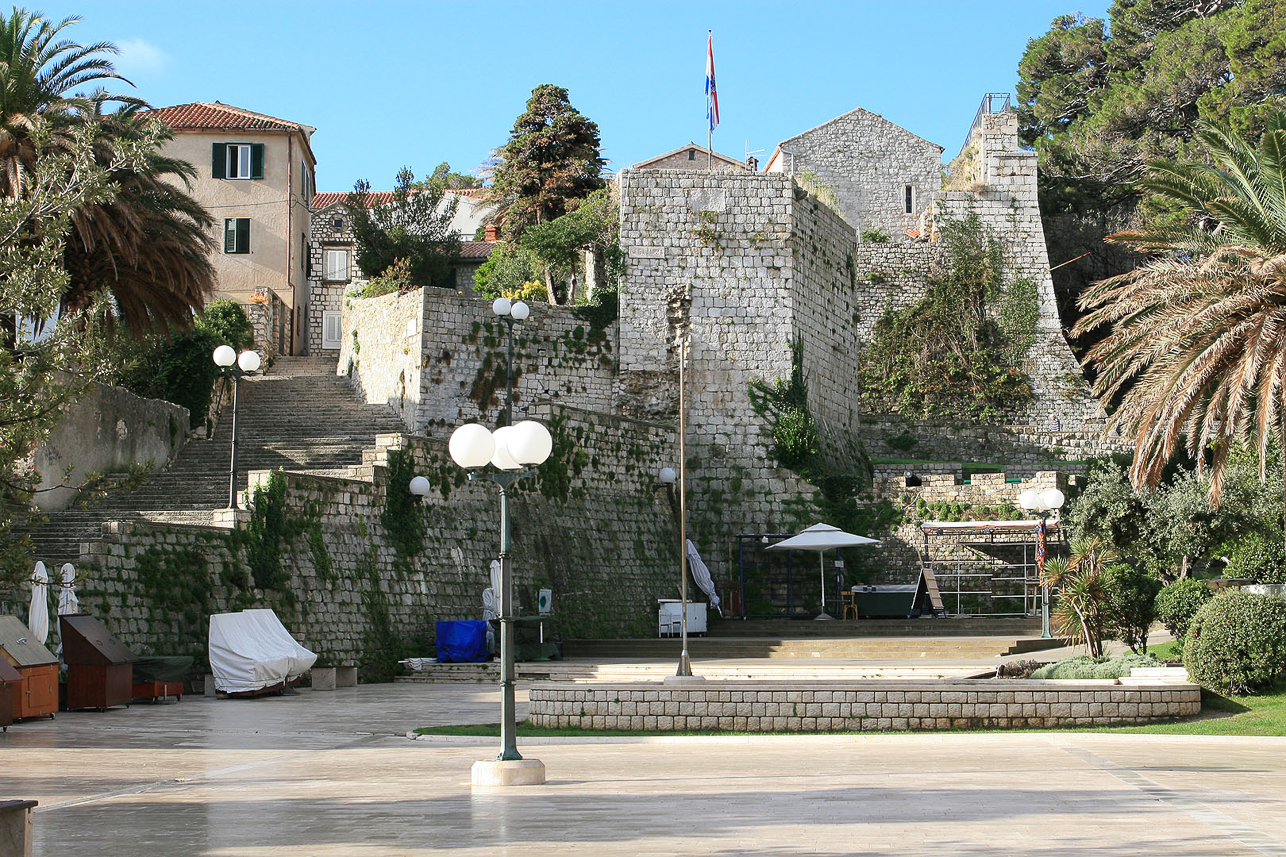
[42,1,1112,191]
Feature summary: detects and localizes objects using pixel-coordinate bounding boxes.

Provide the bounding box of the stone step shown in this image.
[395,660,995,684]
[561,636,1063,659]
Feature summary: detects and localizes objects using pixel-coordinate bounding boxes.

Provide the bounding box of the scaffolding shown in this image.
[918,520,1064,616]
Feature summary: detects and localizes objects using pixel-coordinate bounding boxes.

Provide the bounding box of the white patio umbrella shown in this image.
[28,562,49,645]
[766,523,880,619]
[57,563,81,615]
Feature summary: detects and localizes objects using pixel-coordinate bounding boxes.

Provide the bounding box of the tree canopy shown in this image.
[488,84,605,242]
[346,166,461,289]
[1019,0,1286,216]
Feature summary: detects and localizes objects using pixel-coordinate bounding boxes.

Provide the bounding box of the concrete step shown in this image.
[395,659,996,684]
[707,618,1045,638]
[561,636,1064,660]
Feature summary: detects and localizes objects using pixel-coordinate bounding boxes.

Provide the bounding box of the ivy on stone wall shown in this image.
[382,447,426,558]
[858,212,1037,422]
[244,469,296,591]
[748,338,821,469]
[133,542,217,667]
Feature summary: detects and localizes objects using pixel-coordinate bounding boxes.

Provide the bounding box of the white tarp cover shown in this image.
[686,540,722,614]
[209,609,317,693]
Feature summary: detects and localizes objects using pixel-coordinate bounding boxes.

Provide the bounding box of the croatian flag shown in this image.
[706,31,719,132]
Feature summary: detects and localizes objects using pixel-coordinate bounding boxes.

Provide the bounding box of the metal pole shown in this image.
[503,317,515,427]
[497,480,520,760]
[676,338,692,677]
[1038,513,1051,638]
[228,373,240,510]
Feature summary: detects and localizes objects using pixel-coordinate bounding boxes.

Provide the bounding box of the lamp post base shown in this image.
[471,758,545,787]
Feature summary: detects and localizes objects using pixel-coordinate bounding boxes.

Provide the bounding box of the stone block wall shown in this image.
[618,168,825,581]
[30,378,189,512]
[788,188,863,467]
[339,287,425,429]
[72,406,681,669]
[414,290,617,436]
[769,107,944,238]
[245,290,286,360]
[928,109,1117,457]
[529,679,1203,732]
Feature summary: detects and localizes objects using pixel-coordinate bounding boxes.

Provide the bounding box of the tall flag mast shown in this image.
[706,30,719,168]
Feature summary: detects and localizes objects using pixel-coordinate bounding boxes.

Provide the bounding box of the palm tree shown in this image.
[1042,535,1116,656]
[0,7,124,197]
[1074,112,1286,514]
[0,8,214,334]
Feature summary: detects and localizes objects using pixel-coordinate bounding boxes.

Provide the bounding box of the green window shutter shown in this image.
[236,218,250,253]
[212,143,227,179]
[223,218,237,252]
[250,143,264,179]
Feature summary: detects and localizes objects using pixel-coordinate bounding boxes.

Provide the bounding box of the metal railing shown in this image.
[961,92,1012,157]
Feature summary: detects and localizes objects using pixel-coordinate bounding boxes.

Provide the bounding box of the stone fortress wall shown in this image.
[330,94,1119,601]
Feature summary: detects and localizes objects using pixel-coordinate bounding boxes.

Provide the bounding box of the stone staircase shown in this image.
[29,356,406,566]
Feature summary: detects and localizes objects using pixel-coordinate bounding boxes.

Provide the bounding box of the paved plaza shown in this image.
[3,681,1286,856]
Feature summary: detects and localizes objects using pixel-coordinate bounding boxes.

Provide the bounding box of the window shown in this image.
[322,311,343,350]
[332,217,344,230]
[324,248,348,282]
[211,142,264,179]
[224,218,250,254]
[688,149,696,160]
[904,185,914,214]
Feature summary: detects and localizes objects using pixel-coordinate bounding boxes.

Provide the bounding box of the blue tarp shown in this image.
[436,620,490,663]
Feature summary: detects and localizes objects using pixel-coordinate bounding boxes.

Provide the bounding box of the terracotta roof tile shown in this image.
[145,102,311,133]
[459,241,496,260]
[310,191,397,211]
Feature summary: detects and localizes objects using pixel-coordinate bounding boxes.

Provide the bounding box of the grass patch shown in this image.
[1147,640,1181,660]
[417,683,1286,738]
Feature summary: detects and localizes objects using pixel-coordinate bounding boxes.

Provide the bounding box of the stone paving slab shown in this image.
[2,683,1285,856]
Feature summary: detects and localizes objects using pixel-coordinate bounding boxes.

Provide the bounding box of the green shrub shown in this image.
[1104,564,1162,653]
[198,298,254,350]
[1155,578,1214,648]
[887,431,918,453]
[860,228,890,243]
[1222,530,1286,583]
[1183,591,1286,694]
[1030,653,1162,680]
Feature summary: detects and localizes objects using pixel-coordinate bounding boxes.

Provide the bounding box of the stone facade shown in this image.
[529,679,1202,732]
[633,144,750,172]
[765,107,943,239]
[307,202,358,357]
[245,288,287,360]
[73,407,678,669]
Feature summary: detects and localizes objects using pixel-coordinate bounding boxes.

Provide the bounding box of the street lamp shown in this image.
[448,418,552,786]
[1018,486,1065,639]
[212,345,261,509]
[492,298,529,427]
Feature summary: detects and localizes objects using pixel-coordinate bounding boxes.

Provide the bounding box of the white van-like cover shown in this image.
[208,609,318,693]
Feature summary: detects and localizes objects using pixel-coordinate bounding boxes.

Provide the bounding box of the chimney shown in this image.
[746,155,759,171]
[484,222,500,242]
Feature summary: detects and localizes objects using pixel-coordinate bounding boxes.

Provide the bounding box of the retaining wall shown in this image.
[528,679,1202,732]
[73,405,679,673]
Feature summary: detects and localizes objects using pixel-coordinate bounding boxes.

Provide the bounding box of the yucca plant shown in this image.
[1042,535,1117,656]
[1074,113,1286,521]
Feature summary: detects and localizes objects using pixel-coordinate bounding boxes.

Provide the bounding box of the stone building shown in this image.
[146,102,317,355]
[633,143,751,172]
[763,107,942,240]
[306,190,496,357]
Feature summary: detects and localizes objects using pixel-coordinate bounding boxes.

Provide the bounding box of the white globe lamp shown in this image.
[510,300,530,321]
[213,345,236,367]
[408,476,431,497]
[492,297,512,317]
[237,350,261,373]
[508,420,553,466]
[449,423,495,469]
[490,426,523,471]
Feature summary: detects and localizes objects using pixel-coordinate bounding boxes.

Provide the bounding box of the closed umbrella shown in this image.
[57,563,80,615]
[685,540,722,616]
[28,562,49,645]
[767,523,880,619]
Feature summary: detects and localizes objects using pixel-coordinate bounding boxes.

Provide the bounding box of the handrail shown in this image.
[962,92,1012,155]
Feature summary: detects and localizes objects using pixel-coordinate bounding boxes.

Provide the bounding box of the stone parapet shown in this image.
[528,679,1201,732]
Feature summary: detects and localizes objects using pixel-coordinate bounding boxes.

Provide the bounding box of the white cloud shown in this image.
[114,38,169,78]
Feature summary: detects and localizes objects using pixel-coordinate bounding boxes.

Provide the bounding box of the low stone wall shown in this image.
[31,378,189,512]
[529,679,1202,732]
